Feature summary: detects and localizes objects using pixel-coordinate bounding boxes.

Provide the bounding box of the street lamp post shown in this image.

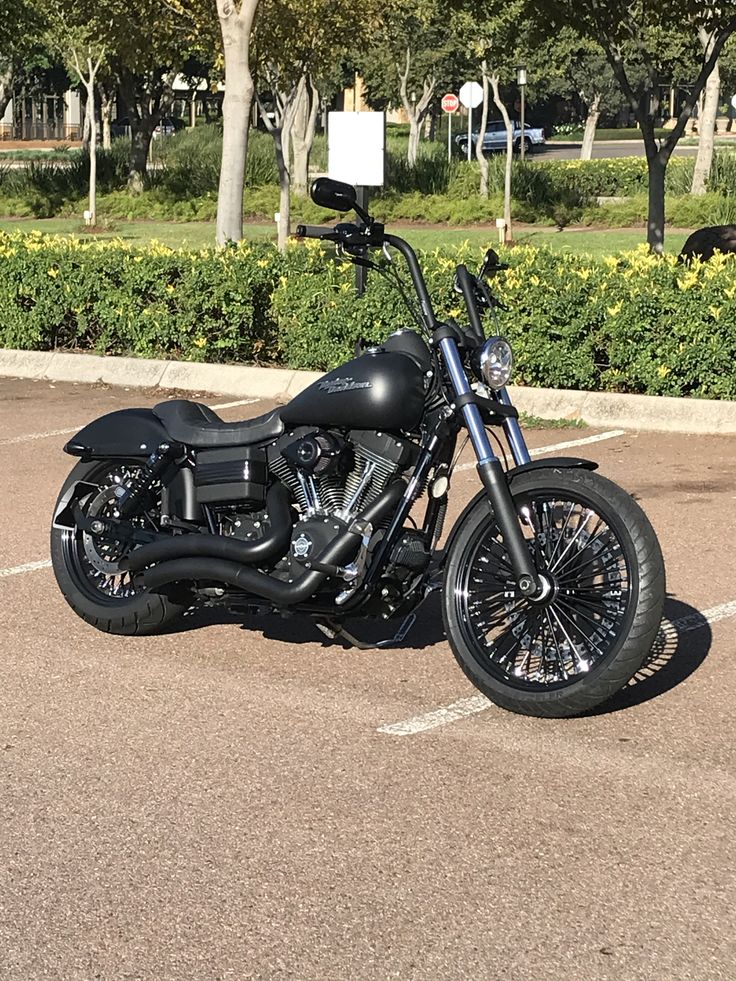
[517,65,527,162]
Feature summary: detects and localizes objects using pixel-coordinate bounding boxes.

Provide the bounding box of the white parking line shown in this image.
[0,426,80,446]
[377,599,736,736]
[208,398,260,411]
[455,429,626,472]
[0,559,53,578]
[0,398,261,446]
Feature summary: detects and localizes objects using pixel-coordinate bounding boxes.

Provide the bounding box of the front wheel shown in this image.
[442,469,665,718]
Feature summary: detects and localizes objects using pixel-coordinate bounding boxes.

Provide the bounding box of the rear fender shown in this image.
[64,408,172,459]
[440,457,598,568]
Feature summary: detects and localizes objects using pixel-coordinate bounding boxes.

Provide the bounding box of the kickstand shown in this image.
[316,612,418,651]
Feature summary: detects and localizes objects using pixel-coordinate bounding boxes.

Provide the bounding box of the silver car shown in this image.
[456,120,546,155]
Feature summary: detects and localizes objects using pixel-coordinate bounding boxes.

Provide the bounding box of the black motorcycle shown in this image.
[51,177,665,718]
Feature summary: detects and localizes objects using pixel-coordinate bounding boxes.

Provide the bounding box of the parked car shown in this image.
[456,120,546,155]
[108,116,186,139]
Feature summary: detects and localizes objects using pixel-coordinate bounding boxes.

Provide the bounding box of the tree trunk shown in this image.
[70,52,104,225]
[692,29,720,195]
[257,79,301,252]
[407,118,421,166]
[128,118,156,193]
[291,75,319,197]
[82,103,91,151]
[490,73,513,243]
[0,62,14,123]
[99,85,113,150]
[397,48,435,167]
[476,62,491,198]
[275,130,291,250]
[88,78,97,224]
[580,92,602,160]
[215,0,259,245]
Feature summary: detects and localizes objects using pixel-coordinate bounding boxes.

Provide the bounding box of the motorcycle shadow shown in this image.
[589,595,712,715]
[170,593,447,652]
[169,595,711,714]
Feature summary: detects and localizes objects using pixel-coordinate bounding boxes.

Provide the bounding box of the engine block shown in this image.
[269,429,417,521]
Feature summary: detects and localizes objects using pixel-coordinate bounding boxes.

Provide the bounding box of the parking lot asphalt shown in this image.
[2,377,736,981]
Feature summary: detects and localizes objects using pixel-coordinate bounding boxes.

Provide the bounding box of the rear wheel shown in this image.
[51,458,187,635]
[442,469,665,717]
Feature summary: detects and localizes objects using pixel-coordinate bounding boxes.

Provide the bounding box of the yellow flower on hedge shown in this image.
[166,284,175,294]
[47,267,59,278]
[678,271,698,291]
[193,337,207,348]
[577,268,592,281]
[257,258,269,268]
[529,274,540,286]
[657,365,670,378]
[709,305,722,320]
[607,301,622,317]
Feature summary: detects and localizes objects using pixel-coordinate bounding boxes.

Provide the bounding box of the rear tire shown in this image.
[442,468,665,718]
[51,459,187,636]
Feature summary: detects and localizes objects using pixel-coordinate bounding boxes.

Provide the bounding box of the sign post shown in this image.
[458,82,483,162]
[328,111,386,296]
[441,93,459,163]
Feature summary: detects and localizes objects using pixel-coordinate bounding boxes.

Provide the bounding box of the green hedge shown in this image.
[2,230,736,399]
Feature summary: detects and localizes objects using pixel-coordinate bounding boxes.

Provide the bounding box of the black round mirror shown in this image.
[310,177,358,213]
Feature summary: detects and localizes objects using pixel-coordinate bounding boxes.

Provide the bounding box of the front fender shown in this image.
[64,408,171,459]
[440,457,598,568]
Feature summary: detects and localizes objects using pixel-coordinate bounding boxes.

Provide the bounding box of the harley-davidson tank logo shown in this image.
[317,377,372,394]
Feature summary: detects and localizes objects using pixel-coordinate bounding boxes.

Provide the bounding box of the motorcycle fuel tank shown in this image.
[281,350,426,432]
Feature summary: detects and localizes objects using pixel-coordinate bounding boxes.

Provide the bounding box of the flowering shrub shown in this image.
[2,230,736,399]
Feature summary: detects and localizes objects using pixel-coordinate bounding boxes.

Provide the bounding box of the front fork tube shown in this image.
[439,338,540,597]
[497,387,531,466]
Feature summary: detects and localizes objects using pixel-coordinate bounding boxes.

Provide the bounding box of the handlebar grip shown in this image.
[295,224,335,240]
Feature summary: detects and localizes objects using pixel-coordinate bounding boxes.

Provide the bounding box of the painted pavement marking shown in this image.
[0,398,260,446]
[0,559,53,578]
[377,599,736,736]
[455,429,626,472]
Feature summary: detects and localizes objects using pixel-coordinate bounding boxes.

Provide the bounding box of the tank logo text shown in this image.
[317,377,372,394]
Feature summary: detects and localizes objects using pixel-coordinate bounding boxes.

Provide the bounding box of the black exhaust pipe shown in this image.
[123,483,293,573]
[140,481,406,606]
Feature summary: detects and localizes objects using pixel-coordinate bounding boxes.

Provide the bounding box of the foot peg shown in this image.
[316,612,417,651]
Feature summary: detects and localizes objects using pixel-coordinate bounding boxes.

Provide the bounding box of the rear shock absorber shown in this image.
[114,443,174,518]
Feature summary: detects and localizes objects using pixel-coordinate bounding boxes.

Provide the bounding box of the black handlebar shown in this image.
[455,266,486,343]
[295,224,340,241]
[295,221,507,340]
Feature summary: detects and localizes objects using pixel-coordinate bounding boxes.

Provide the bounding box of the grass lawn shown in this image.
[0,216,688,256]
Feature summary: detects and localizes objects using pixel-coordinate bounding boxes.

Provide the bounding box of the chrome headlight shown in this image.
[479,336,513,390]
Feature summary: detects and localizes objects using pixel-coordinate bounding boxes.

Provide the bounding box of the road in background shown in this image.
[539,141,700,160]
[2,377,736,980]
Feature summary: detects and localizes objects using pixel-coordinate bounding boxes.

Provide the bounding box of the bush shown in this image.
[0,232,284,363]
[4,230,736,399]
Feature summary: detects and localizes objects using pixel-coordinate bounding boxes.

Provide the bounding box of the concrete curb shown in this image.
[1,348,735,435]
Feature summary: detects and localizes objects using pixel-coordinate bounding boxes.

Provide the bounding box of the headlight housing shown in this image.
[478,336,513,390]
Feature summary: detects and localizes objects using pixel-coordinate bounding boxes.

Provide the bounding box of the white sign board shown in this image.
[328,111,385,187]
[459,81,483,109]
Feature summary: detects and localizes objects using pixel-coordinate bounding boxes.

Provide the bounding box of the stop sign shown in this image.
[441,93,459,114]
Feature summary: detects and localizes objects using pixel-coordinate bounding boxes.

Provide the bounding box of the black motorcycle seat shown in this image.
[153,399,285,448]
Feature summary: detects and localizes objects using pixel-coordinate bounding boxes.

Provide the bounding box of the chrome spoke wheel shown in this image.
[455,491,632,691]
[61,460,160,605]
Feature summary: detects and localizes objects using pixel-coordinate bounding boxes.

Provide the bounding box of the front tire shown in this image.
[442,468,665,718]
[51,458,187,636]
